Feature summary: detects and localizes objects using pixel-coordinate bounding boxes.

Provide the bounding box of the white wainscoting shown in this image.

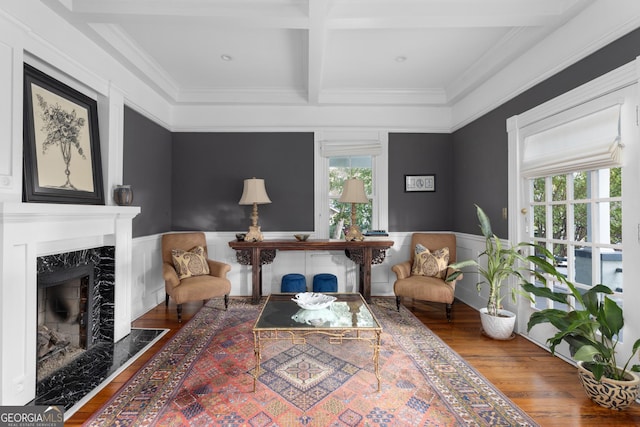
[451,233,485,310]
[132,231,405,318]
[131,231,492,322]
[130,234,165,320]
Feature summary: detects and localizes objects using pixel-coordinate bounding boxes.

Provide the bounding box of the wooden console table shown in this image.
[228,239,394,304]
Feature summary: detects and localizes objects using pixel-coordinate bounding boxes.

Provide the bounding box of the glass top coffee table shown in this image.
[252,293,382,392]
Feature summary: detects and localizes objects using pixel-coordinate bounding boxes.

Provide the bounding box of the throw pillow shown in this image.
[411,244,449,279]
[171,246,210,280]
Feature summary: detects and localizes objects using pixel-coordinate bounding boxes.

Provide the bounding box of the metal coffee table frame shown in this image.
[252,293,382,392]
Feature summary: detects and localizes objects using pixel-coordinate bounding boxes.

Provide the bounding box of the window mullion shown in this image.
[590,171,602,287]
[566,173,576,284]
[544,176,554,310]
[545,176,553,249]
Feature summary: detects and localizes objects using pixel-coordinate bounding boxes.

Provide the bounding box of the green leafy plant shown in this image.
[522,279,640,381]
[447,205,562,317]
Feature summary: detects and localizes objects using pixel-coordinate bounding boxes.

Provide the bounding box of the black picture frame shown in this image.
[405,174,435,192]
[23,64,104,205]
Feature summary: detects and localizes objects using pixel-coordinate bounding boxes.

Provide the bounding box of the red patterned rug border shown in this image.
[84,299,243,426]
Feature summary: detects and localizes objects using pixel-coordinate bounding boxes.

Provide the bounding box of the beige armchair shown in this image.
[391,233,462,321]
[162,232,231,322]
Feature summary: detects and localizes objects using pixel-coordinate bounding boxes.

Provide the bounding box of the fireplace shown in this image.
[0,203,140,407]
[35,248,115,384]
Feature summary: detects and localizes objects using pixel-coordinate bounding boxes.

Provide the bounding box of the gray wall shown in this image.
[123,107,172,237]
[452,27,640,238]
[388,133,454,231]
[170,132,314,232]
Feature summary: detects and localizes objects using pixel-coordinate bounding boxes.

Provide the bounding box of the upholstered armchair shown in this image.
[161,232,231,322]
[391,233,462,321]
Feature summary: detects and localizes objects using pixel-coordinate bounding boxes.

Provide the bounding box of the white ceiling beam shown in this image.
[72,14,310,29]
[328,15,557,29]
[69,0,307,18]
[177,87,308,105]
[320,88,447,106]
[328,0,588,29]
[307,0,329,105]
[65,0,309,28]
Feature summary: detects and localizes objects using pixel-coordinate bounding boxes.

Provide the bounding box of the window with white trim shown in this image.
[314,132,388,239]
[520,92,627,314]
[509,62,640,362]
[329,155,372,239]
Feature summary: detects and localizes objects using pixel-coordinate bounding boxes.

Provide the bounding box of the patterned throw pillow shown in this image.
[171,246,210,280]
[411,244,449,279]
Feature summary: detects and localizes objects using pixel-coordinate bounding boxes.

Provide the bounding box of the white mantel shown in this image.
[0,202,140,405]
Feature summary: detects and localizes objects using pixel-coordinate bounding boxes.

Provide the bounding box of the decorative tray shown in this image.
[291,292,336,310]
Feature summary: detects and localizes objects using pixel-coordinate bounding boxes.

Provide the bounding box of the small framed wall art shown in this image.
[405,174,435,192]
[23,64,104,204]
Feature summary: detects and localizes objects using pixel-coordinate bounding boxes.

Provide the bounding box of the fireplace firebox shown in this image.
[37,264,95,382]
[35,247,115,402]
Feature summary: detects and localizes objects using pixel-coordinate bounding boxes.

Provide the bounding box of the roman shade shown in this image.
[521,103,622,178]
[319,140,383,157]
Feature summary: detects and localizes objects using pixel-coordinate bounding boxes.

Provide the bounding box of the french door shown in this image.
[509,76,639,361]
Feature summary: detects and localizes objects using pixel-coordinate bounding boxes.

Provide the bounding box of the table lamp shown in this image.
[339,178,368,241]
[239,177,271,241]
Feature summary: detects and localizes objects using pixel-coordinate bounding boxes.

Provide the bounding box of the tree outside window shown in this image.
[329,156,372,239]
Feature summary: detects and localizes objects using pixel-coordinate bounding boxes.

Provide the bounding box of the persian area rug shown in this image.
[85,298,538,426]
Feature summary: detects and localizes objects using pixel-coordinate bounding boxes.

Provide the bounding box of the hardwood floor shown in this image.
[66,298,640,426]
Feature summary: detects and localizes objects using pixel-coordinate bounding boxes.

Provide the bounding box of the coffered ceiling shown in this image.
[43,0,595,108]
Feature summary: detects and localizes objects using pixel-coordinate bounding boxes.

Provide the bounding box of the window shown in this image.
[508,61,639,362]
[314,132,388,239]
[328,156,372,239]
[529,168,623,312]
[515,88,627,316]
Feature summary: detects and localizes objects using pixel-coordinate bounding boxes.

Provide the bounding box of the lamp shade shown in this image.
[239,178,271,205]
[339,178,368,204]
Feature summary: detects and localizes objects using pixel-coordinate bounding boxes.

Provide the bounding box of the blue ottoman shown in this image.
[281,273,306,293]
[313,273,338,292]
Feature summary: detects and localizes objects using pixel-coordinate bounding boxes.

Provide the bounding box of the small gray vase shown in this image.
[113,185,133,206]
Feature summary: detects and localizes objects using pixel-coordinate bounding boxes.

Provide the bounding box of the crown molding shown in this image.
[451,0,640,131]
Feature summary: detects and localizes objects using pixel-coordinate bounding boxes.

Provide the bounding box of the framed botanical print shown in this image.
[23,64,104,204]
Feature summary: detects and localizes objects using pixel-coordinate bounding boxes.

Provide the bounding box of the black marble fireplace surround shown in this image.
[33,247,165,411]
[34,328,165,411]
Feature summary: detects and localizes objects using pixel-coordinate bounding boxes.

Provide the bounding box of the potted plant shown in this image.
[522,280,640,409]
[447,205,562,340]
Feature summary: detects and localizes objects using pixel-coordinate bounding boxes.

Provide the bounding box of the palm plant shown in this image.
[448,205,561,317]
